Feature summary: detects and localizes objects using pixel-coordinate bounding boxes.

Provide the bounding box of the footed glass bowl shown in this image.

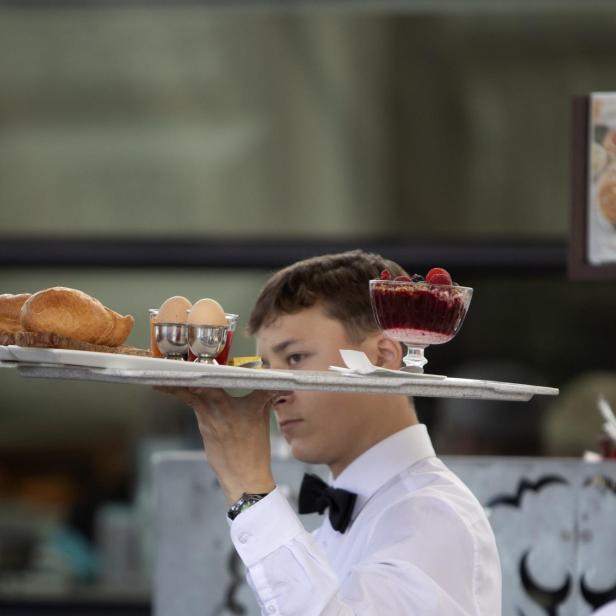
[369,279,473,373]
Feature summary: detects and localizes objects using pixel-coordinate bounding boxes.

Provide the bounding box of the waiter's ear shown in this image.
[369,333,403,369]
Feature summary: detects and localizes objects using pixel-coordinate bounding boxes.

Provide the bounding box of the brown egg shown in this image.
[156,296,192,323]
[187,298,227,326]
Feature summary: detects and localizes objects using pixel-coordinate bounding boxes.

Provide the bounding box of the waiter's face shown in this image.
[256,304,385,477]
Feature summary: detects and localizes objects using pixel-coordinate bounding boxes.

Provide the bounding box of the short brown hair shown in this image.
[248,250,408,342]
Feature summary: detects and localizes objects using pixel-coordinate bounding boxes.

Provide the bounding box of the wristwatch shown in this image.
[227,491,271,520]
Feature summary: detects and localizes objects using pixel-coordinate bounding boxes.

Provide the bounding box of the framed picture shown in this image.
[569,94,616,279]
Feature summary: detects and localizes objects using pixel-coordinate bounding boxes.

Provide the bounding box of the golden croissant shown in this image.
[0,293,32,333]
[20,287,134,347]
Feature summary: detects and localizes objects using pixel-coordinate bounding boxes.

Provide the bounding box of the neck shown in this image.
[329,395,418,478]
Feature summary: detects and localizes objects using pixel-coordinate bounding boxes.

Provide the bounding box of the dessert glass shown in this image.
[369,279,473,373]
[148,309,163,358]
[216,313,239,365]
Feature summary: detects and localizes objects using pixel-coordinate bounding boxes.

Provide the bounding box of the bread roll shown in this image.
[20,287,134,347]
[0,293,32,332]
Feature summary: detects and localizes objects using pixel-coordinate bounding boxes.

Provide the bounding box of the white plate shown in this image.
[335,349,446,379]
[6,346,260,374]
[328,366,445,380]
[0,346,16,361]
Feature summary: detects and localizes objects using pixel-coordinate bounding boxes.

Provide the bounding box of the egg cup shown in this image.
[188,324,228,364]
[154,323,189,360]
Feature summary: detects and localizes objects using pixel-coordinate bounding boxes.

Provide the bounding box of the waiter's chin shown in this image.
[287,440,330,467]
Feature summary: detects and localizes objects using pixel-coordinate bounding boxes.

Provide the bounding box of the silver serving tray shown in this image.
[3,361,558,402]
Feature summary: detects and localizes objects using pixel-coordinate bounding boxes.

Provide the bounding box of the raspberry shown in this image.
[394,275,412,282]
[425,267,453,286]
[380,269,392,280]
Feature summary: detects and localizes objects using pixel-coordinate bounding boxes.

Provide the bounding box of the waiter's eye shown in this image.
[287,353,307,366]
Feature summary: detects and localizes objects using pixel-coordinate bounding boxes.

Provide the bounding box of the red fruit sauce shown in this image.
[371,282,467,345]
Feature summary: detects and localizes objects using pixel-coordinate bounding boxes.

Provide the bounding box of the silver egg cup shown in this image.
[154,323,189,360]
[188,324,228,364]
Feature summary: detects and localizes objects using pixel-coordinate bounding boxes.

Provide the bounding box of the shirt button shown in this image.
[266,605,276,614]
[238,532,251,544]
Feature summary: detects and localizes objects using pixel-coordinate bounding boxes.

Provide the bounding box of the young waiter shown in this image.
[159,250,502,615]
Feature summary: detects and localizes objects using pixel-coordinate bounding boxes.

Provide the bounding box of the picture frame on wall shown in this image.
[569,93,616,280]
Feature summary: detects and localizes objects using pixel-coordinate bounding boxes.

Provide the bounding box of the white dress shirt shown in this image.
[230,424,502,615]
[594,602,616,616]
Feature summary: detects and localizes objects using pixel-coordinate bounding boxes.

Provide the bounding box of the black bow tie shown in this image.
[298,473,357,533]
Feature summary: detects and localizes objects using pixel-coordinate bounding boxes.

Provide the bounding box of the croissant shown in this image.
[20,287,134,347]
[0,293,32,332]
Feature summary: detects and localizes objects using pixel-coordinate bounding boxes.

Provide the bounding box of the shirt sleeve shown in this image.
[230,488,340,615]
[229,488,497,616]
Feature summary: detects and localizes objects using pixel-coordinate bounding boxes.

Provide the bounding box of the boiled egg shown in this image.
[187,298,227,326]
[156,296,192,323]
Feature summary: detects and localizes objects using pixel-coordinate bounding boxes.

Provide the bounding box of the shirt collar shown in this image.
[331,424,435,516]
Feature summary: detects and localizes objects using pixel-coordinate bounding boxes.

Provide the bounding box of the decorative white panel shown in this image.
[154,454,616,616]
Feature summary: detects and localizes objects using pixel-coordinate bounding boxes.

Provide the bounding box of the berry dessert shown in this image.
[369,267,472,347]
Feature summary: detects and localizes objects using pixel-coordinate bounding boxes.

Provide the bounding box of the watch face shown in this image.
[228,493,268,520]
[238,500,255,514]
